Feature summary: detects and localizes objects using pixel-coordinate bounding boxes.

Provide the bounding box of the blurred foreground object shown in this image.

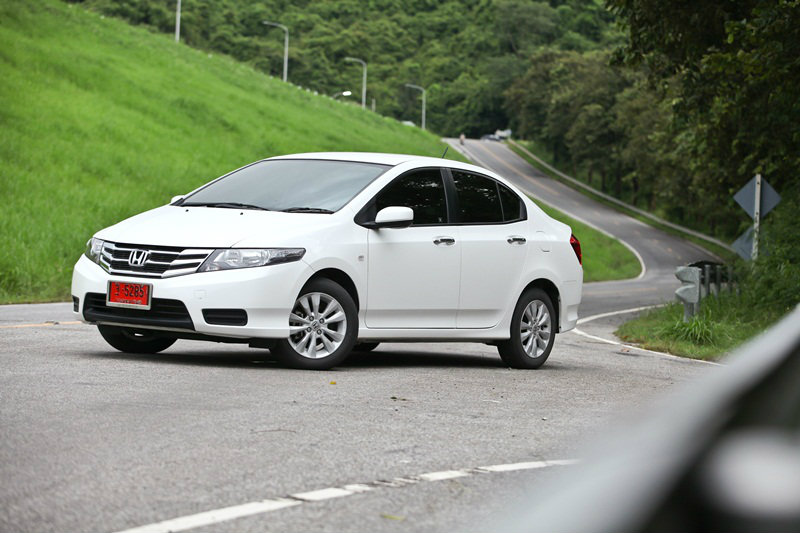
[499,305,800,533]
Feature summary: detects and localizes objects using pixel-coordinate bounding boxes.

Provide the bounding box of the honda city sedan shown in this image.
[72,153,583,369]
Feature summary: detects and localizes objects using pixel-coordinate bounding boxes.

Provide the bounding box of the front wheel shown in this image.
[98,325,177,354]
[497,288,556,369]
[273,278,358,370]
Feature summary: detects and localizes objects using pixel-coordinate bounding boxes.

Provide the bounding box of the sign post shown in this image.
[732,175,780,261]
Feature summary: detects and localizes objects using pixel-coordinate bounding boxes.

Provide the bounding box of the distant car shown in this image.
[481,134,501,141]
[72,153,583,370]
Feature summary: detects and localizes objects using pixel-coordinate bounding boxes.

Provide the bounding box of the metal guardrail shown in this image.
[507,139,735,254]
[497,304,800,533]
[675,261,734,320]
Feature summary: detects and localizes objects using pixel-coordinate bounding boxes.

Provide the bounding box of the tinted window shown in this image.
[183,159,389,212]
[452,170,503,223]
[498,182,523,221]
[374,169,448,225]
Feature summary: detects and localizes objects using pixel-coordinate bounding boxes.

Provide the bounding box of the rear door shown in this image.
[451,169,528,328]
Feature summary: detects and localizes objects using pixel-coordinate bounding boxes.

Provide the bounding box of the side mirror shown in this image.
[372,206,414,229]
[170,195,184,205]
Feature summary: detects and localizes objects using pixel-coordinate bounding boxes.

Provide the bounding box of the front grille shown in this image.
[83,292,195,330]
[99,242,213,279]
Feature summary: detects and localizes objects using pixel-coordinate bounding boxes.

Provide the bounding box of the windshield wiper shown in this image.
[182,202,272,211]
[280,207,334,214]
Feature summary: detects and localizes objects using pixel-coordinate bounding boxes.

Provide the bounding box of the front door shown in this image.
[365,168,460,328]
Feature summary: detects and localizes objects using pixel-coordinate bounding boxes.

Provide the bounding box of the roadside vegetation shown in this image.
[0,0,636,304]
[617,188,800,361]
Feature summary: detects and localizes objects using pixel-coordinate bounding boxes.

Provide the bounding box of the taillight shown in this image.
[570,233,582,265]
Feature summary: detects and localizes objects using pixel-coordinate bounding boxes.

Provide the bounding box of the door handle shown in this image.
[507,236,527,245]
[433,236,456,246]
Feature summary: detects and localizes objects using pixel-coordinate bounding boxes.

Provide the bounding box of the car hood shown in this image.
[95,205,335,248]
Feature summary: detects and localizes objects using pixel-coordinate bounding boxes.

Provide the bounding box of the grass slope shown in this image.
[0,0,462,303]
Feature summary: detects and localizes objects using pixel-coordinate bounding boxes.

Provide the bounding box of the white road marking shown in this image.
[571,307,721,366]
[291,487,354,501]
[418,469,470,481]
[477,459,578,472]
[577,305,662,325]
[114,499,301,533]
[111,458,576,533]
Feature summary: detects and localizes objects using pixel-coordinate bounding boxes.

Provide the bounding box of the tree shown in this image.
[608,0,800,234]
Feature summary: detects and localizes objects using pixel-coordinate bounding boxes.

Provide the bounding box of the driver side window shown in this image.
[373,169,448,226]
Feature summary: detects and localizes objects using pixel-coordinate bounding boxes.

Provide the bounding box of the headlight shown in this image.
[85,237,104,263]
[198,248,305,272]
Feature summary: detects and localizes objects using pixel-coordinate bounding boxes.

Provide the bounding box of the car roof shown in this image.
[268,152,467,168]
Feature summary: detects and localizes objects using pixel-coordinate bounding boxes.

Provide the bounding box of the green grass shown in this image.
[535,203,641,282]
[0,0,465,303]
[615,296,771,361]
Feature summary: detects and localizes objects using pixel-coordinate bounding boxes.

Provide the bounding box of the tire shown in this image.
[353,342,380,352]
[497,288,556,369]
[98,325,177,354]
[273,278,358,370]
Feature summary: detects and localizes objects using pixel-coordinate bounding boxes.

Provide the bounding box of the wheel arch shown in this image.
[303,268,360,311]
[520,278,560,330]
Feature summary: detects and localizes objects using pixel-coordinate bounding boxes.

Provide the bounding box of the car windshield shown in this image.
[181,159,390,212]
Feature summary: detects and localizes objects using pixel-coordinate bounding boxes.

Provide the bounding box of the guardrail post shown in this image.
[675,266,702,321]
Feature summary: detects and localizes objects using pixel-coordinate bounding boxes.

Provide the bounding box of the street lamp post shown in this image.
[263,20,289,83]
[404,83,426,130]
[174,0,181,42]
[344,57,367,110]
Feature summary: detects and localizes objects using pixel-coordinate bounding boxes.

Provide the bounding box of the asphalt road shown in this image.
[1,143,720,533]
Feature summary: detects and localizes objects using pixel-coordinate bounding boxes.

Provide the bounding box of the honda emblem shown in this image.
[128,249,149,267]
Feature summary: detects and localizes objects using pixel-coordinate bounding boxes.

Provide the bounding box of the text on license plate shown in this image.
[107,281,152,309]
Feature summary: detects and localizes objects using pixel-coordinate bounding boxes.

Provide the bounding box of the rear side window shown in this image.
[373,168,448,225]
[452,170,503,223]
[498,182,523,222]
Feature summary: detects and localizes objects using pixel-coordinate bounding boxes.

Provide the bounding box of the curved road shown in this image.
[448,138,718,316]
[0,142,719,533]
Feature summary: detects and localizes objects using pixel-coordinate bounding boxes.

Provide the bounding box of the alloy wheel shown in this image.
[520,299,551,358]
[288,292,347,359]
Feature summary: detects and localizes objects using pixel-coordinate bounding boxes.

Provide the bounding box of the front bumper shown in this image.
[71,255,313,339]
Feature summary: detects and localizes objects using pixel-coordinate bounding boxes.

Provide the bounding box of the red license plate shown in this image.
[107,281,152,309]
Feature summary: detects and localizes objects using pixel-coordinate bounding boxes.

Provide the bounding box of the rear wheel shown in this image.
[98,325,177,354]
[497,288,556,369]
[273,278,358,370]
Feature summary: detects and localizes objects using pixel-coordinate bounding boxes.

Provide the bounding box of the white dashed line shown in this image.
[111,458,576,533]
[418,469,471,481]
[114,498,301,533]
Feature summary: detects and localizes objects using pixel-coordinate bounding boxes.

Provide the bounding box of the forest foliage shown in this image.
[69,0,798,239]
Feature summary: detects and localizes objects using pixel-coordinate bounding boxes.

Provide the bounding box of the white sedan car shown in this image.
[72,153,582,370]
